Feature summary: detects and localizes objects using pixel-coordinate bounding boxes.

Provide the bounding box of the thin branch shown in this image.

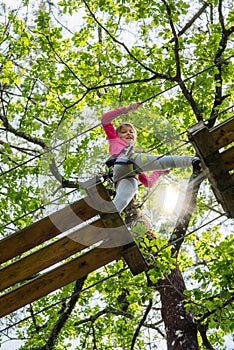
[163,0,203,121]
[0,139,38,156]
[162,0,181,79]
[41,277,87,350]
[82,0,172,79]
[74,305,164,336]
[197,294,234,323]
[130,299,154,350]
[39,32,89,89]
[169,1,210,42]
[208,0,234,126]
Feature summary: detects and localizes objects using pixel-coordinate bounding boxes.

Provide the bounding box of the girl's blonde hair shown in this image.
[116,122,137,137]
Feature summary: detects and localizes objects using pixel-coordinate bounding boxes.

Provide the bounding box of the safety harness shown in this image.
[105,144,142,184]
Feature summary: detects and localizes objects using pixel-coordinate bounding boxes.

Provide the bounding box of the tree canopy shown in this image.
[0,0,233,349]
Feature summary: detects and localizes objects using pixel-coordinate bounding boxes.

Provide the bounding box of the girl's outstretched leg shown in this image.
[131,154,199,172]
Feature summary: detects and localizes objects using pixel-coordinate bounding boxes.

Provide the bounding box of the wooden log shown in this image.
[219,187,234,216]
[187,121,217,157]
[0,197,98,264]
[0,219,108,292]
[0,245,126,318]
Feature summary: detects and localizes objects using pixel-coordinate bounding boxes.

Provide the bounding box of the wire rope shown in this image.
[0,54,233,179]
[0,137,189,234]
[0,267,129,333]
[154,212,227,255]
[0,211,229,333]
[0,188,77,231]
[1,99,233,234]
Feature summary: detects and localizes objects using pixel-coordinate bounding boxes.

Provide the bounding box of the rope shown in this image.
[140,54,234,104]
[153,212,227,256]
[0,267,128,333]
[2,100,232,231]
[0,188,77,231]
[1,54,233,179]
[0,211,229,332]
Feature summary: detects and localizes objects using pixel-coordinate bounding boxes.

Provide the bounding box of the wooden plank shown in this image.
[0,219,109,292]
[0,245,126,318]
[210,116,234,150]
[221,145,234,171]
[0,196,99,264]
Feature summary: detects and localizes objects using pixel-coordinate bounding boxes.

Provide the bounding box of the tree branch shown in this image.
[169,1,210,43]
[208,0,234,127]
[163,0,203,121]
[39,32,89,89]
[197,294,234,323]
[41,277,87,350]
[83,0,172,79]
[0,110,48,150]
[130,299,153,350]
[197,323,215,350]
[74,305,164,336]
[49,158,79,189]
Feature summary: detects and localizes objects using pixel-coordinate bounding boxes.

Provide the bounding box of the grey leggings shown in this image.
[113,153,196,212]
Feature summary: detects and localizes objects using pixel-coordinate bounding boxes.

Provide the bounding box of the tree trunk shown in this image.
[157,266,199,350]
[155,174,204,349]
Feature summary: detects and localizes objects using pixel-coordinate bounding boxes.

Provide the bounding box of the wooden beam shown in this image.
[187,120,234,217]
[0,245,126,318]
[210,116,234,150]
[221,145,234,171]
[0,219,108,292]
[0,197,98,264]
[80,175,115,213]
[122,245,148,275]
[82,177,148,274]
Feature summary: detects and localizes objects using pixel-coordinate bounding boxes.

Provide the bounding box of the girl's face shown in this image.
[117,125,136,144]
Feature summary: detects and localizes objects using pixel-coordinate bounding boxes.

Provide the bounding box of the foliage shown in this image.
[0,0,233,349]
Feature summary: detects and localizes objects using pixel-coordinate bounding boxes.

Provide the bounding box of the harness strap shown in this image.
[105,144,134,168]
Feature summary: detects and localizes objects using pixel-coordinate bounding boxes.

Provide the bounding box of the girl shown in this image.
[101,102,201,213]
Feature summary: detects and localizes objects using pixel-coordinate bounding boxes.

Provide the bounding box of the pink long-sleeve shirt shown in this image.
[101,107,163,188]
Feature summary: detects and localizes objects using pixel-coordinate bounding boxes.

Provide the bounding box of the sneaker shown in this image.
[192,157,202,174]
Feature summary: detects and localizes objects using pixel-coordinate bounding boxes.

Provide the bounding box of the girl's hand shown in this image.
[163,169,171,175]
[126,102,141,112]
